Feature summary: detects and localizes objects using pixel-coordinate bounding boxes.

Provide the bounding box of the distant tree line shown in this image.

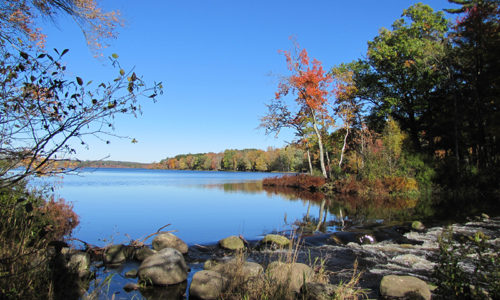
[153,146,308,172]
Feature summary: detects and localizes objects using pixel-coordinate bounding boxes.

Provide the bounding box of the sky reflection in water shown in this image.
[53,169,320,246]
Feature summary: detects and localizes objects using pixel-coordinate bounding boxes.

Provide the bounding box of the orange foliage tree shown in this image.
[261,39,334,178]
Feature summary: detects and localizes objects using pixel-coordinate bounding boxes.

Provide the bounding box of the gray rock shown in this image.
[266,261,314,293]
[189,270,228,300]
[134,246,157,261]
[104,244,127,265]
[380,275,431,300]
[138,248,188,286]
[218,235,245,251]
[152,233,188,254]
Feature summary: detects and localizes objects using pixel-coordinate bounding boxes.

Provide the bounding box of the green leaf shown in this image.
[112,53,119,59]
[120,69,125,76]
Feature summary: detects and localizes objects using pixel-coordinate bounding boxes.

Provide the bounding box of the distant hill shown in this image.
[69,160,152,169]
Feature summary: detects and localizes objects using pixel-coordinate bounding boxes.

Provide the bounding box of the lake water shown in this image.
[52,168,325,246]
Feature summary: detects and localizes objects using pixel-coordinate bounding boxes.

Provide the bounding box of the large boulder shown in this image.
[189,270,228,300]
[218,235,245,251]
[261,234,290,248]
[152,233,188,254]
[104,244,127,265]
[380,275,431,300]
[205,258,263,281]
[138,248,188,286]
[266,262,314,293]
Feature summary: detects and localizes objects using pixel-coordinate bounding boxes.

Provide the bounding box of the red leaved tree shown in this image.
[261,39,334,178]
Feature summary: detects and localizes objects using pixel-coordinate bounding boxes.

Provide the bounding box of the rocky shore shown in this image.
[60,215,499,299]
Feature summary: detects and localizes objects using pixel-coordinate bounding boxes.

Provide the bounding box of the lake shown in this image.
[52,168,327,246]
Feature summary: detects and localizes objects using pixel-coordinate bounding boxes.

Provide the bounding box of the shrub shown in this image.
[262,174,326,191]
[434,228,500,299]
[0,183,80,299]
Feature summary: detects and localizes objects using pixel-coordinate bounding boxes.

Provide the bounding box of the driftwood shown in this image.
[66,224,175,260]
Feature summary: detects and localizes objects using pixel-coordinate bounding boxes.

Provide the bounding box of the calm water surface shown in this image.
[54,168,321,246]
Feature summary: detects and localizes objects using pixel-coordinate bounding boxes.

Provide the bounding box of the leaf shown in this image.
[20,52,29,59]
[76,77,83,86]
[112,53,119,59]
[61,49,69,56]
[120,69,125,76]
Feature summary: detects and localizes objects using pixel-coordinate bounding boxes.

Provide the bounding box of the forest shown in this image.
[255,0,499,202]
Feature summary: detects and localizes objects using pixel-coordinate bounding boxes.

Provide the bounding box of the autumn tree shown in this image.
[261,40,334,178]
[0,0,122,55]
[0,1,161,188]
[330,63,363,169]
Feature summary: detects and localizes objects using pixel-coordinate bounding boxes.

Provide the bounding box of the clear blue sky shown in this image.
[41,0,456,163]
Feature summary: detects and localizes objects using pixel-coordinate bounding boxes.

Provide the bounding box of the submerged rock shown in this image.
[189,270,228,300]
[152,233,188,254]
[125,269,138,278]
[138,248,188,286]
[380,275,431,300]
[218,235,245,251]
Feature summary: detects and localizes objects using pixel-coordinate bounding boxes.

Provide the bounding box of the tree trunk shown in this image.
[307,148,313,175]
[338,126,349,169]
[311,112,328,178]
[325,150,332,178]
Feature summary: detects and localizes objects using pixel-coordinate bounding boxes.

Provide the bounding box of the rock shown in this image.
[152,233,188,254]
[123,283,139,292]
[412,221,425,231]
[261,234,290,248]
[302,282,336,300]
[138,248,188,286]
[104,244,127,265]
[380,275,431,300]
[218,235,245,251]
[65,251,90,277]
[125,269,137,278]
[266,261,314,293]
[189,270,228,300]
[134,246,157,261]
[392,254,435,271]
[207,258,263,281]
